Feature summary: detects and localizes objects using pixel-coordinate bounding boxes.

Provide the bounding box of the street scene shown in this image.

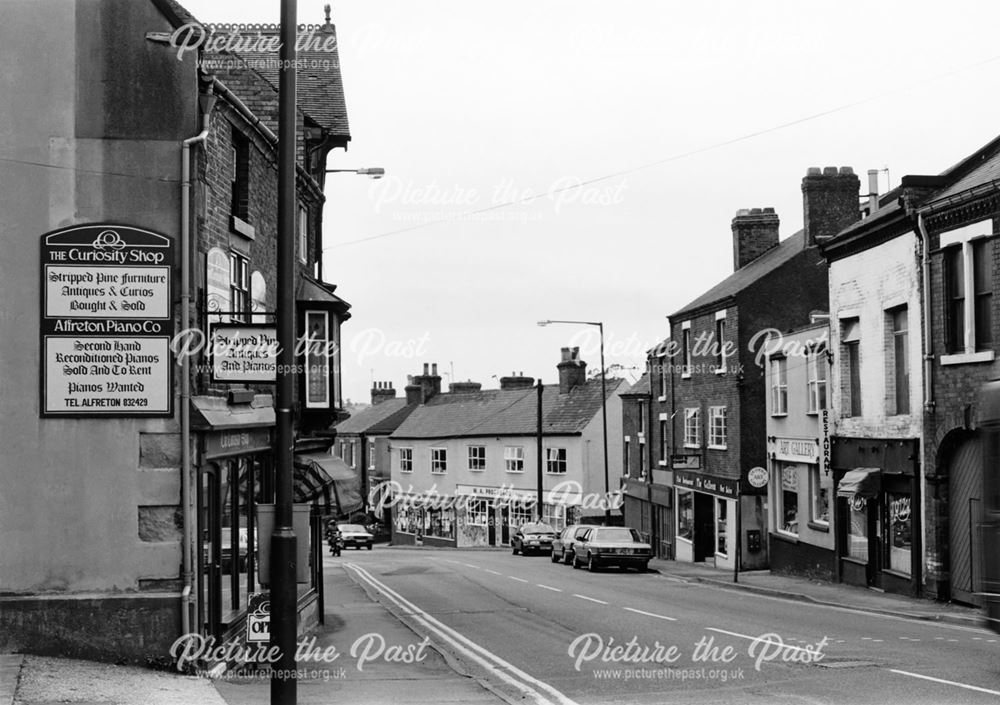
[5,1,1000,704]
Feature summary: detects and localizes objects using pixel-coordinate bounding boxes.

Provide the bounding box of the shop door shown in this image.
[868,500,883,590]
[949,436,983,605]
[500,507,510,545]
[693,493,715,562]
[488,513,496,546]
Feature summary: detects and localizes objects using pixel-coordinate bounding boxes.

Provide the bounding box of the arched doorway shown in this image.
[946,432,983,605]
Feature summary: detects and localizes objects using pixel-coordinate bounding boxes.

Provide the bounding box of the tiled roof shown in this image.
[152,0,200,27]
[392,379,625,440]
[671,229,807,319]
[929,148,1000,203]
[620,373,650,397]
[335,398,415,435]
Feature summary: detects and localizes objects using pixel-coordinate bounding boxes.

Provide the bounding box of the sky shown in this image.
[184,0,1000,405]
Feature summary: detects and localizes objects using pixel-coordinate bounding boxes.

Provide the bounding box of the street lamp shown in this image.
[325,167,385,179]
[537,319,610,523]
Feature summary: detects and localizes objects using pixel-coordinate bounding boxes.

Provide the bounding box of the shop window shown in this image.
[542,503,566,531]
[770,357,787,415]
[229,252,250,322]
[841,319,861,417]
[683,407,700,448]
[504,446,524,473]
[424,507,455,539]
[546,447,567,474]
[806,347,827,414]
[708,406,726,449]
[431,448,447,474]
[886,491,912,574]
[716,498,727,556]
[396,505,418,534]
[509,503,533,528]
[775,463,798,535]
[810,465,829,525]
[399,447,413,473]
[468,446,486,471]
[466,499,489,527]
[847,499,869,561]
[677,489,693,541]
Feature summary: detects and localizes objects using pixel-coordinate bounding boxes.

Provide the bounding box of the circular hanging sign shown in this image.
[747,466,769,488]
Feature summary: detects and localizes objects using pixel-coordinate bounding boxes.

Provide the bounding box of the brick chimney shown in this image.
[371,381,396,405]
[802,166,861,245]
[557,347,587,394]
[732,207,780,270]
[406,363,442,404]
[500,371,535,390]
[449,380,483,394]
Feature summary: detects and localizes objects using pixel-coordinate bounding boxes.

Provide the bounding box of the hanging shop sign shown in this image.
[673,469,738,499]
[210,323,278,383]
[40,224,174,417]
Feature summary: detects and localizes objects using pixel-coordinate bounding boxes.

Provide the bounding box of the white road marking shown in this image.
[463,563,479,569]
[346,563,577,705]
[509,576,529,583]
[485,569,502,575]
[705,627,822,656]
[623,607,677,622]
[573,594,608,605]
[889,669,1000,697]
[537,584,562,592]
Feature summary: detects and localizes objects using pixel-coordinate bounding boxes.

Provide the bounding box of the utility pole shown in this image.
[271,1,298,703]
[536,379,544,521]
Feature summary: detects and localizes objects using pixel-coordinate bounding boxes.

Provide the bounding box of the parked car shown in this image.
[551,523,601,565]
[572,526,652,572]
[338,523,374,550]
[511,522,557,555]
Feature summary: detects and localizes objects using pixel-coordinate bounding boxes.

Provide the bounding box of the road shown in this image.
[334,547,1000,705]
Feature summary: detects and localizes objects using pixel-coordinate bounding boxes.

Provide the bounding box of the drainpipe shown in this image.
[180,93,214,636]
[915,211,934,597]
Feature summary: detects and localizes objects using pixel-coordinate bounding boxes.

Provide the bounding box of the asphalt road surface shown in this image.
[335,547,1000,705]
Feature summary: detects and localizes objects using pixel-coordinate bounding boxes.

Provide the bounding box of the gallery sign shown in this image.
[40,225,174,416]
[770,437,819,464]
[673,469,738,499]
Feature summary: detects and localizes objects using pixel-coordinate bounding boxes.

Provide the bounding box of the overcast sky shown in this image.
[185,0,1000,405]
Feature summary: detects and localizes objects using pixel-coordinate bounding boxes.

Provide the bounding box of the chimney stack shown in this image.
[407,363,442,404]
[802,166,861,245]
[866,169,879,218]
[557,347,587,394]
[500,371,535,390]
[731,207,780,270]
[371,381,397,405]
[449,380,483,394]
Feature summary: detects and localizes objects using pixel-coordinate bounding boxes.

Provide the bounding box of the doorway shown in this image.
[948,435,983,605]
[693,492,716,562]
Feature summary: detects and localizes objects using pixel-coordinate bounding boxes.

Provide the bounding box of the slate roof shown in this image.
[670,229,807,320]
[928,147,1000,203]
[392,379,625,440]
[620,373,650,397]
[335,398,415,435]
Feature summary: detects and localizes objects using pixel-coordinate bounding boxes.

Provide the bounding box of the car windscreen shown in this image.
[595,528,642,542]
[338,524,367,532]
[521,523,555,534]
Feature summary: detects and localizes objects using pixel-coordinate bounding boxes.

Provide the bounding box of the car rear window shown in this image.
[522,523,555,534]
[596,528,642,542]
[338,524,366,532]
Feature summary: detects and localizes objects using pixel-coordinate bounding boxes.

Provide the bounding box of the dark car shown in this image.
[511,522,557,555]
[572,526,652,572]
[338,523,374,550]
[551,524,600,565]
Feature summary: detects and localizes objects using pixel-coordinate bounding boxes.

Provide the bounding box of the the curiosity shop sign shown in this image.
[40,225,174,416]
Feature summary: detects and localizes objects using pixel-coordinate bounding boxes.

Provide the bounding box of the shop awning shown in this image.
[837,467,881,500]
[293,452,363,516]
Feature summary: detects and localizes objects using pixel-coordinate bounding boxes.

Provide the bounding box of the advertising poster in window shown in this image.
[305,311,330,408]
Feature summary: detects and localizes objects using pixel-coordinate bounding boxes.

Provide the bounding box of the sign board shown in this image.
[203,428,273,460]
[246,592,270,643]
[673,469,738,499]
[747,466,769,488]
[40,224,174,416]
[771,437,819,464]
[209,324,278,382]
[671,454,701,471]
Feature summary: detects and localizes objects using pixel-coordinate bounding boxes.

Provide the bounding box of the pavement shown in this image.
[0,547,984,705]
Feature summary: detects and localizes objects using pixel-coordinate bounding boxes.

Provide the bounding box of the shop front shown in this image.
[832,437,920,596]
[673,470,739,569]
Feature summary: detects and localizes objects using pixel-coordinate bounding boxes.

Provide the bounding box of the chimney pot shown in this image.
[806,167,821,176]
[423,363,429,376]
[823,166,838,176]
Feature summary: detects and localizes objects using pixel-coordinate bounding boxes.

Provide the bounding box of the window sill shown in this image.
[771,413,788,418]
[681,373,691,380]
[658,396,667,402]
[658,460,668,467]
[881,568,912,580]
[807,521,830,533]
[683,444,700,450]
[708,444,727,451]
[430,471,447,475]
[715,368,727,376]
[546,471,568,475]
[399,470,413,474]
[468,469,485,472]
[505,469,525,474]
[840,556,868,567]
[230,215,255,240]
[940,350,995,366]
[771,531,798,544]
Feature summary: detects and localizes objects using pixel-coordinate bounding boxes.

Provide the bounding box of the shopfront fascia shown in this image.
[673,470,742,567]
[831,437,920,596]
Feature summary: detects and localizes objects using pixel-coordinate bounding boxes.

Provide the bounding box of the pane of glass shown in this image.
[887,492,912,574]
[716,499,727,555]
[847,501,868,561]
[977,294,993,349]
[678,491,693,540]
[848,343,861,416]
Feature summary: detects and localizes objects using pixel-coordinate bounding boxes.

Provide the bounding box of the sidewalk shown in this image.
[648,556,984,628]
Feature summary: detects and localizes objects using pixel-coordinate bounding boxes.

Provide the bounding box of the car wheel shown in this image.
[588,554,598,572]
[563,550,573,565]
[573,553,581,569]
[512,544,519,555]
[640,562,649,572]
[366,543,373,551]
[550,549,560,563]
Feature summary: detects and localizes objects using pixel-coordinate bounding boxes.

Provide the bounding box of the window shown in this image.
[504,446,524,473]
[368,440,376,470]
[810,465,829,525]
[399,447,413,473]
[659,419,668,462]
[637,403,646,436]
[841,319,861,417]
[542,503,566,531]
[297,205,309,264]
[677,489,693,541]
[683,408,700,448]
[890,307,909,415]
[546,447,567,474]
[681,326,692,378]
[775,463,798,535]
[715,317,727,373]
[638,439,646,476]
[509,503,534,528]
[770,357,787,415]
[806,348,827,414]
[942,227,993,360]
[304,311,330,409]
[349,442,356,468]
[230,129,250,222]
[945,246,965,354]
[466,499,489,527]
[886,491,912,574]
[708,406,726,449]
[431,448,447,474]
[716,498,727,556]
[974,239,993,350]
[658,362,668,398]
[468,446,486,471]
[624,440,631,477]
[847,498,869,561]
[229,252,250,322]
[424,507,455,539]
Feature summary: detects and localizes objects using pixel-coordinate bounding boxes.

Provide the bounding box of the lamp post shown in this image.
[325,167,386,179]
[537,319,610,523]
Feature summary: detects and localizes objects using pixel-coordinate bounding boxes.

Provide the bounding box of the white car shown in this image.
[338,523,374,550]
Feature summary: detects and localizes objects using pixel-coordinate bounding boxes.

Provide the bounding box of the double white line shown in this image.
[345,563,578,705]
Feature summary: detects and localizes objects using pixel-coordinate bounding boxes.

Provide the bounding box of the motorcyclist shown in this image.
[325,521,342,556]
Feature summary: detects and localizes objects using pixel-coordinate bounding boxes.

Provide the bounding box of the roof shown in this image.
[334,398,416,435]
[392,379,625,440]
[620,373,650,397]
[927,147,1000,204]
[670,229,808,320]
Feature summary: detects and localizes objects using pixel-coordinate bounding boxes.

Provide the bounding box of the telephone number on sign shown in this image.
[60,397,150,409]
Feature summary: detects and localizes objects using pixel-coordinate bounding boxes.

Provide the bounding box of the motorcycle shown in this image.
[325,524,343,557]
